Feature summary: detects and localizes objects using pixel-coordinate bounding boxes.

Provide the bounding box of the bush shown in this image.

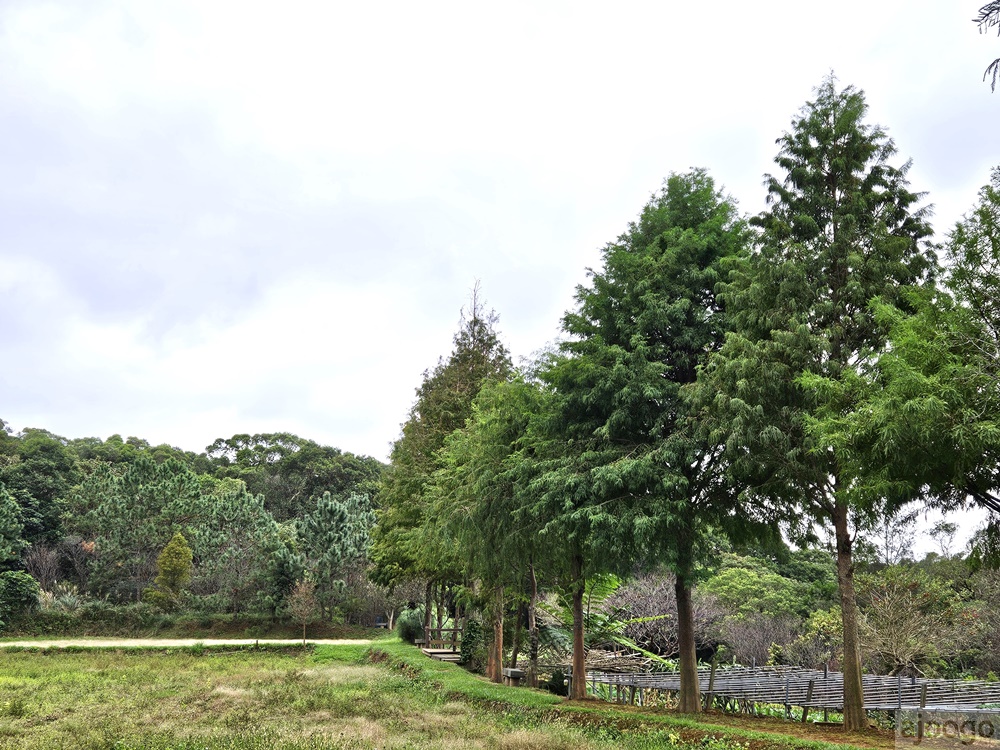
[0,571,40,626]
[460,618,487,670]
[396,607,424,644]
[543,669,568,696]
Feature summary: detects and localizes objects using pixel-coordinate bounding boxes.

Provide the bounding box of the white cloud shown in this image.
[0,0,998,477]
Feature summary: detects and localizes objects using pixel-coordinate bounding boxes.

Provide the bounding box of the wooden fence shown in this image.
[582,665,1000,718]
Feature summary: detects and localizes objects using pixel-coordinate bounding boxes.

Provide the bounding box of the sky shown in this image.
[1,1,999,547]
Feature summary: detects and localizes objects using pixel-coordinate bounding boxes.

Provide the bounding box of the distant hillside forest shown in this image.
[0,425,391,627]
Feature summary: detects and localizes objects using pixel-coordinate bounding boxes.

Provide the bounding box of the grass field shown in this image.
[0,640,890,750]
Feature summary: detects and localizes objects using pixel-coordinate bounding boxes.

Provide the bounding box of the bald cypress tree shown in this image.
[370,287,511,619]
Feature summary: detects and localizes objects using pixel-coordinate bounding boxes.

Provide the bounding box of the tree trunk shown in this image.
[528,561,539,688]
[570,552,587,700]
[675,573,702,713]
[510,601,523,669]
[436,583,445,631]
[423,580,433,643]
[486,585,504,682]
[834,499,867,731]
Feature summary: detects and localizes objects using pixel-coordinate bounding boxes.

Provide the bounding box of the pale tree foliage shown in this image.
[604,571,725,657]
[23,544,60,591]
[286,579,319,646]
[857,566,979,676]
[862,509,917,566]
[930,520,959,559]
[722,615,800,667]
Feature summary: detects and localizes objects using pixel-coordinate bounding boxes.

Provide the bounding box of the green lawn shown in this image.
[0,639,884,750]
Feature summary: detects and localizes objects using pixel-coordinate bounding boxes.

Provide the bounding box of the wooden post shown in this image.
[917,684,928,742]
[705,659,717,711]
[802,680,814,723]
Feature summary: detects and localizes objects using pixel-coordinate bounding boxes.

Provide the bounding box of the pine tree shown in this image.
[297,492,373,618]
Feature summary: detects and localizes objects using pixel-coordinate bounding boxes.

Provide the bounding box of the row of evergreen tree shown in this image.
[370,76,1000,730]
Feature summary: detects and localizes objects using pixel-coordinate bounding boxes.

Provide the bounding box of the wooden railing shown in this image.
[424,626,463,652]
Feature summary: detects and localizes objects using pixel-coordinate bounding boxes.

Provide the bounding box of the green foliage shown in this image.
[395,607,424,644]
[700,567,809,619]
[459,617,487,668]
[371,288,512,589]
[205,432,384,521]
[839,168,1000,547]
[700,76,935,726]
[297,492,373,616]
[190,480,289,614]
[0,570,40,627]
[0,428,80,545]
[72,456,205,601]
[156,532,193,595]
[705,75,936,527]
[0,483,26,567]
[144,532,194,612]
[539,168,757,577]
[977,3,1000,91]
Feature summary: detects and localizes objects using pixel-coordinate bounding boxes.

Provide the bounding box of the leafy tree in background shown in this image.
[188,478,288,613]
[0,571,39,629]
[144,532,193,611]
[834,168,1000,562]
[0,484,26,568]
[0,428,80,545]
[428,376,553,684]
[702,77,935,729]
[535,169,761,705]
[206,433,383,521]
[978,2,1000,91]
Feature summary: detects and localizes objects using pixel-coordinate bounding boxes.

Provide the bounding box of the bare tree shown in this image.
[604,571,725,656]
[858,566,977,676]
[59,536,96,593]
[929,520,959,559]
[721,615,800,667]
[23,544,60,591]
[286,579,320,646]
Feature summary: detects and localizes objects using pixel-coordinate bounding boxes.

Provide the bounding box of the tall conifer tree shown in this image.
[538,170,756,705]
[370,286,511,624]
[703,77,935,729]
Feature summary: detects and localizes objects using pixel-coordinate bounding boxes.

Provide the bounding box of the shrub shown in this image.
[460,618,487,670]
[396,607,424,644]
[0,571,40,626]
[543,669,568,696]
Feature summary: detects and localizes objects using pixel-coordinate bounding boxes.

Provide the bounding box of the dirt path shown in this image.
[0,638,373,649]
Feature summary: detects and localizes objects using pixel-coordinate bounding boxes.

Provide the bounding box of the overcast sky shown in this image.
[2,0,998,505]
